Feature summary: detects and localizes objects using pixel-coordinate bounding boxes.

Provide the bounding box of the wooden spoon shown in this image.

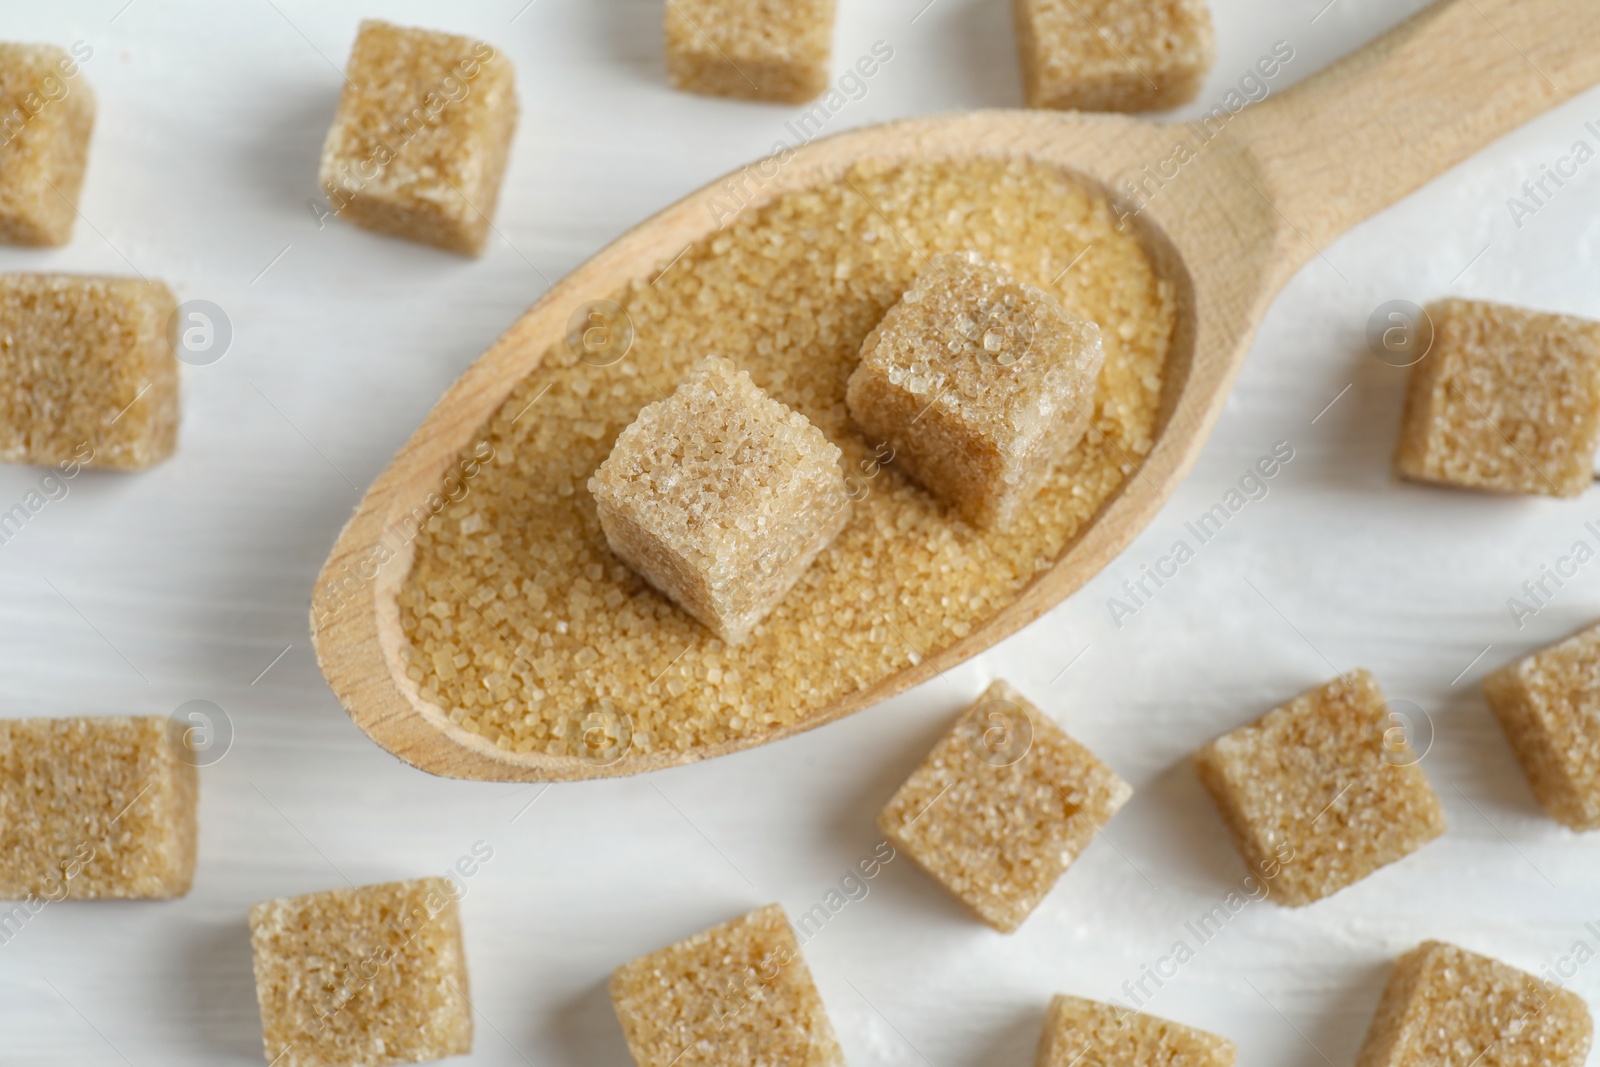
[312,0,1600,781]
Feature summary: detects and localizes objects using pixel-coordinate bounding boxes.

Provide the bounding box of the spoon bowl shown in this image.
[312,0,1599,780]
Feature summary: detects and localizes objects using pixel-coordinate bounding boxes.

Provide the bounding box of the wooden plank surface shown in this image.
[3,1,1599,1064]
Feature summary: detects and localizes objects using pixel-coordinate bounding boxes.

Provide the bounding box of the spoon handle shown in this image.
[1232,0,1600,254]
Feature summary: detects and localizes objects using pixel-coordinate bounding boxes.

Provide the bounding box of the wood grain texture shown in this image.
[311,0,1600,781]
[1238,0,1600,250]
[7,5,1600,1065]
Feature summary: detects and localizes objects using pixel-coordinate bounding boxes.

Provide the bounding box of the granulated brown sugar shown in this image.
[1035,994,1236,1067]
[1483,621,1600,830]
[0,715,196,899]
[1354,941,1592,1067]
[319,20,517,257]
[1013,0,1215,113]
[878,680,1132,933]
[846,252,1105,530]
[609,903,844,1067]
[591,355,850,645]
[249,877,473,1067]
[665,0,836,105]
[1195,670,1447,907]
[1394,298,1600,498]
[0,42,96,247]
[0,273,179,470]
[398,158,1176,759]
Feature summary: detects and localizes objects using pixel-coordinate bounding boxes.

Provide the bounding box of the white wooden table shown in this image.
[3,1,1599,1064]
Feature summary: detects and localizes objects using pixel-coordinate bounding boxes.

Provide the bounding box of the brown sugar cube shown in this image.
[609,903,845,1067]
[1395,299,1600,498]
[877,680,1131,933]
[846,253,1104,531]
[249,877,473,1067]
[1484,621,1600,830]
[1194,670,1446,907]
[1354,940,1593,1067]
[0,716,196,900]
[0,43,95,247]
[1035,995,1236,1067]
[0,273,179,470]
[589,355,850,645]
[319,20,518,257]
[665,0,836,104]
[1013,0,1215,113]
